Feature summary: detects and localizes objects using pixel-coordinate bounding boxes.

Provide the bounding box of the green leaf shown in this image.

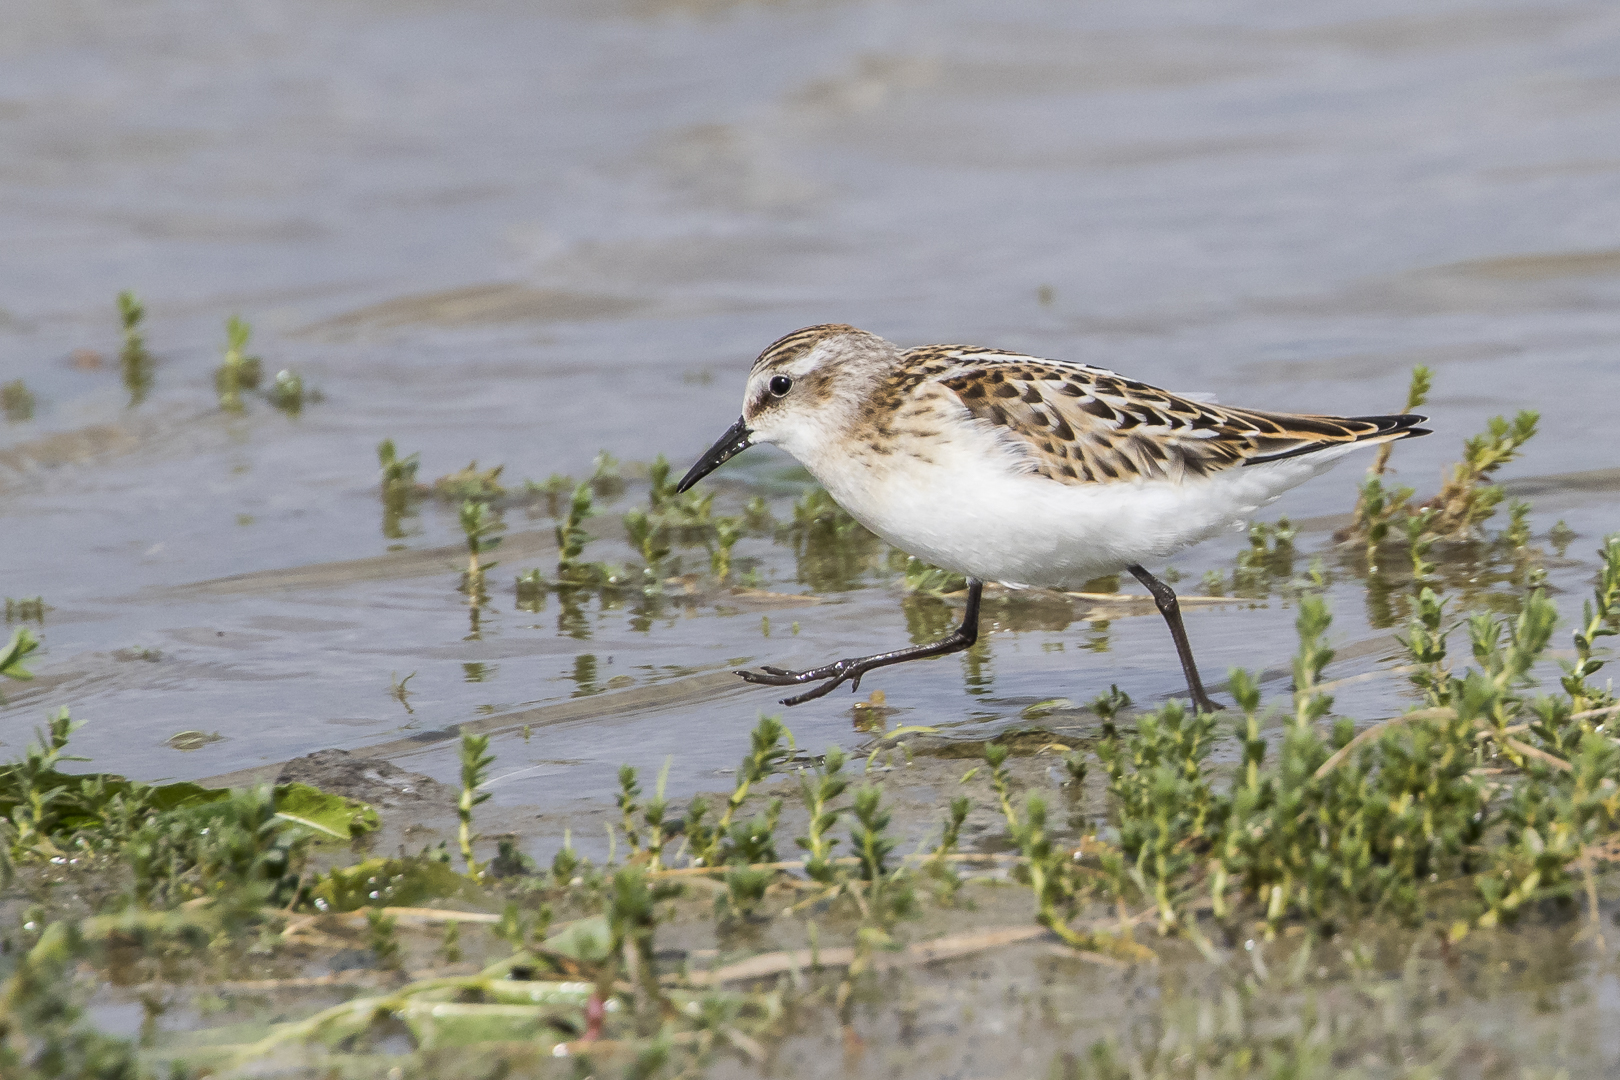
[542,914,612,962]
[273,782,380,841]
[311,855,475,912]
[0,627,39,680]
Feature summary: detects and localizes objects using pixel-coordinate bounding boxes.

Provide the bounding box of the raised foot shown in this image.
[735,659,872,706]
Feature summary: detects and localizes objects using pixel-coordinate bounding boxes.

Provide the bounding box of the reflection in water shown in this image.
[570,653,599,696]
[461,661,495,683]
[117,292,154,407]
[556,591,590,640]
[786,488,886,592]
[628,592,670,634]
[961,637,992,696]
[464,600,490,641]
[902,594,955,646]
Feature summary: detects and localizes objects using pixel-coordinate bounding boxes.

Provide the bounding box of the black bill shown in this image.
[676,416,753,493]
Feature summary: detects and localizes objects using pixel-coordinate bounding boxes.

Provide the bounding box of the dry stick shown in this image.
[1312,708,1453,780]
[680,924,1051,987]
[1501,736,1574,773]
[646,852,1024,879]
[1581,844,1607,952]
[1313,707,1575,779]
[1570,702,1620,723]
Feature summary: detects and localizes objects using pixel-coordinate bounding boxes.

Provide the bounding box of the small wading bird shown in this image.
[678,325,1429,712]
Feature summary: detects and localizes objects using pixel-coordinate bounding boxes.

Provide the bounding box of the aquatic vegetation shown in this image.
[1425,409,1540,538]
[4,597,44,623]
[901,554,969,595]
[524,472,576,516]
[783,485,884,591]
[213,315,262,412]
[7,538,1620,1076]
[796,744,848,883]
[388,669,416,713]
[0,379,34,422]
[458,498,503,597]
[0,628,38,681]
[587,449,625,499]
[117,290,154,407]
[434,460,506,503]
[376,438,422,540]
[267,367,308,414]
[376,438,421,495]
[710,514,743,580]
[11,413,1619,1076]
[458,732,495,879]
[1349,368,1538,552]
[1372,364,1433,478]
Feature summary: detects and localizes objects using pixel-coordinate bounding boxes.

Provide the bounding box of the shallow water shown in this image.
[3,0,1620,819]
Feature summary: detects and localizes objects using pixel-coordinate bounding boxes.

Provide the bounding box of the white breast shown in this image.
[791,421,1358,589]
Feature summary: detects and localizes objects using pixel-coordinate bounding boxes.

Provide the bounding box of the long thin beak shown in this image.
[676,416,753,493]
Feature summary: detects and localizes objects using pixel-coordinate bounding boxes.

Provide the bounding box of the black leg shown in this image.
[739,580,984,706]
[1127,564,1221,713]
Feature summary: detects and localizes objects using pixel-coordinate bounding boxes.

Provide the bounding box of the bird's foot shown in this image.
[735,659,871,706]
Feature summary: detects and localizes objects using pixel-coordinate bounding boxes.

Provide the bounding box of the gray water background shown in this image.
[3,0,1620,814]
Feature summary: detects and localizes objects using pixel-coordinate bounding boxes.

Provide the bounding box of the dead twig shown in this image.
[680,924,1052,986]
[1313,708,1453,779]
[1314,708,1572,778]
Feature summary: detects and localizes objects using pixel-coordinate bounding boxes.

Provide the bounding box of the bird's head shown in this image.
[677,324,898,492]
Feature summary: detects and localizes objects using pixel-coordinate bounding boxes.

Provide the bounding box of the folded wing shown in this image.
[919,349,1429,485]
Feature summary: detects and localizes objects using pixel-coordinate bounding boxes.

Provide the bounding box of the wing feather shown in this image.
[908,349,1428,486]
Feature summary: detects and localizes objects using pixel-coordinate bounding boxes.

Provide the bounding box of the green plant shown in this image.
[710,515,743,581]
[525,473,575,516]
[1,628,38,681]
[377,439,421,539]
[1370,365,1431,478]
[459,499,504,594]
[623,507,670,592]
[1423,410,1539,538]
[117,291,154,406]
[1560,534,1620,714]
[639,759,675,870]
[1097,698,1221,930]
[6,597,47,623]
[685,715,791,868]
[796,745,849,883]
[556,481,596,585]
[127,785,314,910]
[366,908,403,971]
[846,784,915,933]
[617,764,644,854]
[1,380,34,422]
[213,315,262,412]
[901,556,968,595]
[1352,475,1414,565]
[438,919,462,965]
[267,368,307,414]
[0,923,146,1080]
[589,450,625,499]
[458,732,495,879]
[435,461,506,502]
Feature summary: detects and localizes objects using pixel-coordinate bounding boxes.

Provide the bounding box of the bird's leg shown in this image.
[739,580,984,706]
[1127,564,1221,713]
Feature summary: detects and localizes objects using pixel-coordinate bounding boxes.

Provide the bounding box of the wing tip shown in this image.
[1243,413,1433,467]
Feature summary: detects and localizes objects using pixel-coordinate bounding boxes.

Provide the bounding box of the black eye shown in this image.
[768,375,793,396]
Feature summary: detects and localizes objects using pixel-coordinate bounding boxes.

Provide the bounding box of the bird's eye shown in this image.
[768,375,793,396]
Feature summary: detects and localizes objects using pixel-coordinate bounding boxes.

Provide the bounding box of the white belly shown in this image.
[790,426,1357,590]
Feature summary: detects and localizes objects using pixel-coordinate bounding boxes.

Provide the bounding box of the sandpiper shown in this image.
[678,325,1429,711]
